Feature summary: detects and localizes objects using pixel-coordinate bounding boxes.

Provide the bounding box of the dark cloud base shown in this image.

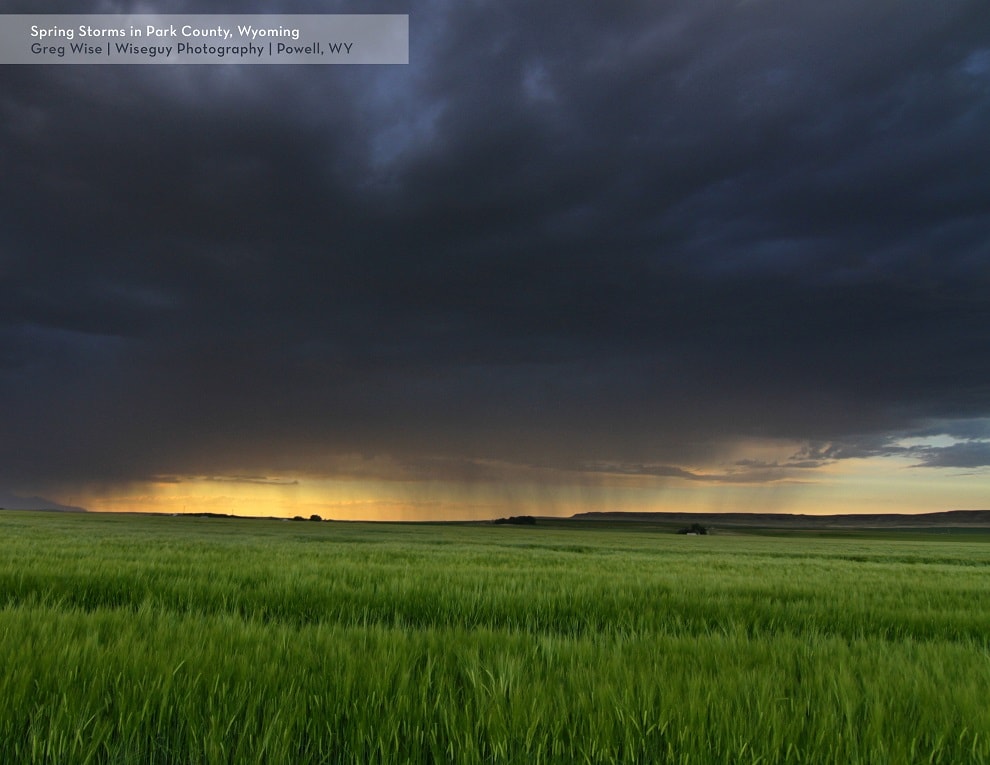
[2,0,989,501]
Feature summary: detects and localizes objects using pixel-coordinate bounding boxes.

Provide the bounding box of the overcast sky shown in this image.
[2,0,989,518]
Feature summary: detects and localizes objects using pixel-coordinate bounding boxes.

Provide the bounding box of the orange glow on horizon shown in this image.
[60,450,990,521]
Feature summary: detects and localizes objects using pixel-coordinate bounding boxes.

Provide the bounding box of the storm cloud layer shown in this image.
[2,0,989,504]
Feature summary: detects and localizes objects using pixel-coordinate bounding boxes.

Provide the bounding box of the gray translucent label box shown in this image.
[0,14,408,64]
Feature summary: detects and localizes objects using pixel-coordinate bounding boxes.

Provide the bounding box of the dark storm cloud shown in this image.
[911,442,990,469]
[786,428,990,470]
[791,437,907,463]
[578,460,818,485]
[2,0,990,491]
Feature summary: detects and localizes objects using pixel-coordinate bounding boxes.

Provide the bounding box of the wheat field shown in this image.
[1,510,988,763]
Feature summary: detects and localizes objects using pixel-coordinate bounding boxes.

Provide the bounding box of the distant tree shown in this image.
[292,515,305,521]
[310,514,323,522]
[677,523,708,535]
[493,515,537,525]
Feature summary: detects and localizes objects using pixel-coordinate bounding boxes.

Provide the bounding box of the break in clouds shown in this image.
[1,0,989,501]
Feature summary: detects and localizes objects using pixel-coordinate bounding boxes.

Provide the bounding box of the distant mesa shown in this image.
[0,491,87,513]
[573,510,990,529]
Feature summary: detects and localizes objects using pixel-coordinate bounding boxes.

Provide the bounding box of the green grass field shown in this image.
[1,510,989,763]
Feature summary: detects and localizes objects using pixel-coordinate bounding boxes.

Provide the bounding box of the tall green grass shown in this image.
[1,511,988,763]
